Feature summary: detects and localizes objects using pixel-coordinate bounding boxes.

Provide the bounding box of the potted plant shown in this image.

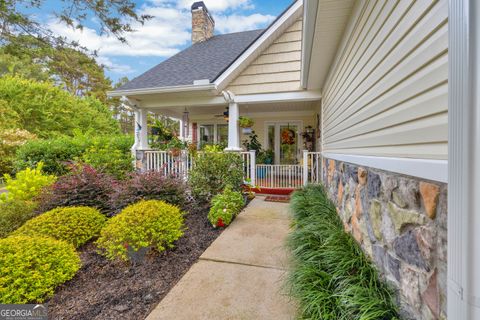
[239,116,254,134]
[167,138,184,157]
[242,179,258,201]
[264,149,274,164]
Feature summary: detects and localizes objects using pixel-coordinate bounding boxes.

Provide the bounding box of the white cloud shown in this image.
[95,56,136,74]
[49,0,276,75]
[152,0,254,11]
[48,6,190,57]
[214,13,275,33]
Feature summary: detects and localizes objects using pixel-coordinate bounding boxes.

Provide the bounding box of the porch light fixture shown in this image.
[182,108,190,137]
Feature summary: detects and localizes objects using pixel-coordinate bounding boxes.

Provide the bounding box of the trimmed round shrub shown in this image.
[96,200,184,261]
[0,236,81,303]
[110,171,187,212]
[0,200,37,238]
[37,165,116,215]
[13,207,107,247]
[208,185,244,228]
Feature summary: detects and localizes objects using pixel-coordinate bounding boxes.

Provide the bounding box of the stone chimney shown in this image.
[191,1,215,44]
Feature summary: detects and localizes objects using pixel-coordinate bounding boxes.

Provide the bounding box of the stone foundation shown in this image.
[322,158,447,320]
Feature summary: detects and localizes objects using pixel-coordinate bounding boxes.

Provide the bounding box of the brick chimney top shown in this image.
[191,1,215,44]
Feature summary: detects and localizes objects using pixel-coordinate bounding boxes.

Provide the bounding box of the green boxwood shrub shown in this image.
[96,200,184,261]
[188,152,243,202]
[208,185,244,228]
[80,136,134,179]
[0,236,81,303]
[0,200,37,238]
[13,207,107,247]
[287,185,399,319]
[15,134,133,176]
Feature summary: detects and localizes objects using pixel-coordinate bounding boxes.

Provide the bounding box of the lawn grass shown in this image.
[286,184,399,320]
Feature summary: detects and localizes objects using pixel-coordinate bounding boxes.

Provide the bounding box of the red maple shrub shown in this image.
[37,165,117,215]
[110,171,187,213]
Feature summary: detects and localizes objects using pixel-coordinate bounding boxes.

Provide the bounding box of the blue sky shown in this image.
[45,0,293,83]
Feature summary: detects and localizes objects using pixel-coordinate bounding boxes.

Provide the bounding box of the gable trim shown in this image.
[108,83,216,97]
[213,0,303,91]
[301,0,318,89]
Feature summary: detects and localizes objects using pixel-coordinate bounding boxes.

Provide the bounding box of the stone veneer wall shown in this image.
[322,157,447,320]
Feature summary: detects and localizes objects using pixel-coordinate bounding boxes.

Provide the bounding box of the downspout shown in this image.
[448,0,480,318]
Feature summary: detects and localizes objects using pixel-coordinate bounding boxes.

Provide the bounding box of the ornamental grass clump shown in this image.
[13,207,107,247]
[0,236,80,303]
[208,185,244,228]
[96,200,185,262]
[287,185,399,320]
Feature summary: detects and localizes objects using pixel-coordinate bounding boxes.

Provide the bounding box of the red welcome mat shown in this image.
[251,187,295,196]
[264,195,290,203]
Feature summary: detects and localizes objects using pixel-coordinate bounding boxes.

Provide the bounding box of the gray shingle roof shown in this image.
[116,29,264,91]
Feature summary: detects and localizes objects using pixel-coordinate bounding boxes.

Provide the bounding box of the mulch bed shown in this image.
[47,202,222,320]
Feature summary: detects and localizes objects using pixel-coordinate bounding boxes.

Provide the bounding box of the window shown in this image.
[198,124,228,148]
[199,125,214,147]
[217,124,228,145]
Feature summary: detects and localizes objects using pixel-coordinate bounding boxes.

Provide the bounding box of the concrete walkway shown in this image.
[146,196,296,320]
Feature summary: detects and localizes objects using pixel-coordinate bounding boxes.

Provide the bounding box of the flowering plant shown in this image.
[208,185,244,228]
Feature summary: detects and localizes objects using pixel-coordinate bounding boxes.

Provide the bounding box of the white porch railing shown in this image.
[145,150,193,179]
[256,164,304,188]
[142,150,322,189]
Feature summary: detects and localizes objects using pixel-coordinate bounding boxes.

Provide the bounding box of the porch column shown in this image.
[134,107,149,151]
[179,119,185,141]
[222,90,241,151]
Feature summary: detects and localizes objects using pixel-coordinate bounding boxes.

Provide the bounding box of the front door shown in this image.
[266,122,302,164]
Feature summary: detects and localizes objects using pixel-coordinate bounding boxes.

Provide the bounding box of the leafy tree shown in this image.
[110,77,135,134]
[0,76,119,138]
[0,0,151,46]
[1,36,112,103]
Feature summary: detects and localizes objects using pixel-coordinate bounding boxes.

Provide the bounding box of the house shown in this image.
[109,0,480,319]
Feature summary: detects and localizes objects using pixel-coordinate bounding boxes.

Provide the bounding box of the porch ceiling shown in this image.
[150,100,318,119]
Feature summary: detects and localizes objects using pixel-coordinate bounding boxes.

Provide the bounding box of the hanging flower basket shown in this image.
[281,128,296,145]
[239,116,254,128]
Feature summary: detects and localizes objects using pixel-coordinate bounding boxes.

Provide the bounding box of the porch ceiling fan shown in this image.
[214,106,229,121]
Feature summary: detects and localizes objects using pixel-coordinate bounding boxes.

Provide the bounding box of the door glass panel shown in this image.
[267,125,275,151]
[199,125,214,148]
[216,124,228,147]
[279,125,298,164]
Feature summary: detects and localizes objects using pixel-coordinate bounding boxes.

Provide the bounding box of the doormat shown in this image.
[264,195,290,203]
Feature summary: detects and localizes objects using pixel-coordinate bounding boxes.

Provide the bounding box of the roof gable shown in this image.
[117,29,263,91]
[111,1,304,96]
[226,18,303,95]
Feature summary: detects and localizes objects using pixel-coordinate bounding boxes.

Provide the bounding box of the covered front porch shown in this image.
[130,90,322,191]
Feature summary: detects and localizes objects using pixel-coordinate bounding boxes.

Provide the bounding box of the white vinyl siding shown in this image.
[322,0,448,160]
[227,19,303,95]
